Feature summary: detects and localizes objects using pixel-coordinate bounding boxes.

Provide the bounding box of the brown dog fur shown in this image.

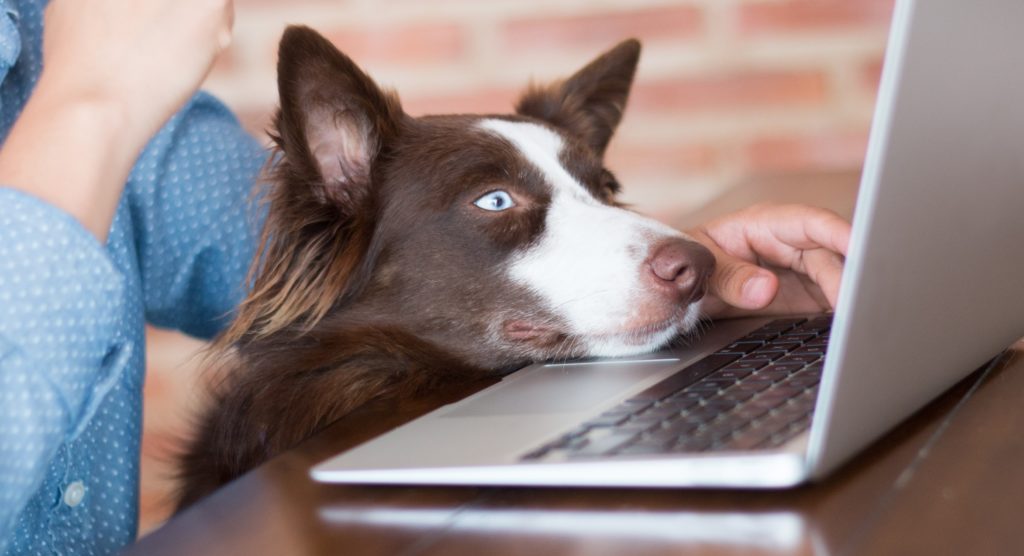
[174,27,660,511]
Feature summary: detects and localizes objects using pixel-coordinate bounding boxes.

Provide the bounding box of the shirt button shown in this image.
[63,481,86,507]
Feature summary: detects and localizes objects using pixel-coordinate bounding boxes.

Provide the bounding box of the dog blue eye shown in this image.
[473,190,515,212]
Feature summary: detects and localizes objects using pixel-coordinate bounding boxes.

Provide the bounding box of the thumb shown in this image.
[710,255,779,310]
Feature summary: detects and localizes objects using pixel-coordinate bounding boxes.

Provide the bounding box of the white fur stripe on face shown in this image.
[478,119,696,356]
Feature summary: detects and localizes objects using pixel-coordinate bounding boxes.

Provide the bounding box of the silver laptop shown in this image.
[312,0,1024,488]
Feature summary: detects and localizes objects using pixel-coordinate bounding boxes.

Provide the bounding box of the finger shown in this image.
[795,247,846,308]
[708,247,780,310]
[757,205,852,257]
[689,227,781,311]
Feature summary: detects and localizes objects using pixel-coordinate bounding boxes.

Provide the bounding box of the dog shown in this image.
[175,26,715,511]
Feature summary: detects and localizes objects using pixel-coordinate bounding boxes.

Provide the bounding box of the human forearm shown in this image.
[0,85,149,241]
[0,0,234,242]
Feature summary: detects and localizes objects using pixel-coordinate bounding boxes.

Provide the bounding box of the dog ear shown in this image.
[273,25,403,209]
[515,39,641,158]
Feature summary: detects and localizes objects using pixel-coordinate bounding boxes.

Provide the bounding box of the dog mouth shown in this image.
[502,302,702,358]
[586,312,684,345]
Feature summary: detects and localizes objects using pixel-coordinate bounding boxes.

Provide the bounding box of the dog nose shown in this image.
[647,238,715,302]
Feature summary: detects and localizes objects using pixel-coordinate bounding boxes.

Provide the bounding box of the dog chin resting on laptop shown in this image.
[174,26,716,511]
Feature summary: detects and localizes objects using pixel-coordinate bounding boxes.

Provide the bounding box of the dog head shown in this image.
[236,26,714,369]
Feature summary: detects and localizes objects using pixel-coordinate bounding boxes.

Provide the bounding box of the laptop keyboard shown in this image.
[521,316,831,461]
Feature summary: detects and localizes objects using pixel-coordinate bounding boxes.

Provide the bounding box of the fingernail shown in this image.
[742,275,770,306]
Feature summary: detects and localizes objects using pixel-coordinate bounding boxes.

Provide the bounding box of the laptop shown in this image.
[312,0,1024,488]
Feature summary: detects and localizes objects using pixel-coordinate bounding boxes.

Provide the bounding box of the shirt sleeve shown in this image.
[127,92,269,339]
[0,190,130,547]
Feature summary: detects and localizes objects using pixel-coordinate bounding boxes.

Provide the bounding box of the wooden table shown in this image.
[126,173,1024,555]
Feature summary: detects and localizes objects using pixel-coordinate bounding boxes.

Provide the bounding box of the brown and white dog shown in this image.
[175,26,714,510]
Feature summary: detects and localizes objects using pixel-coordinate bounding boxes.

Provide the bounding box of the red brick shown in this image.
[236,0,347,4]
[861,56,885,95]
[630,71,827,114]
[738,0,895,35]
[323,23,467,67]
[502,6,704,52]
[605,142,719,178]
[744,130,870,173]
[401,86,523,117]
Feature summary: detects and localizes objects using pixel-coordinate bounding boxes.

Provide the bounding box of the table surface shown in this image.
[127,173,1024,555]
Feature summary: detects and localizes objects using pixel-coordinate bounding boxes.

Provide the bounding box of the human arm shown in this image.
[688,203,852,319]
[0,0,234,546]
[0,0,234,241]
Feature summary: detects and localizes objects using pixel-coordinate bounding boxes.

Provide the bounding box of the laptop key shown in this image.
[713,414,752,437]
[751,415,798,438]
[701,399,737,412]
[667,397,703,412]
[717,368,754,380]
[627,414,671,429]
[732,380,773,393]
[734,404,773,422]
[779,332,817,342]
[617,442,671,456]
[666,389,705,402]
[748,393,791,410]
[698,377,741,389]
[627,353,740,402]
[718,388,756,403]
[791,345,826,356]
[683,405,724,422]
[719,341,764,355]
[777,354,821,366]
[724,359,771,371]
[767,384,806,398]
[786,375,821,388]
[583,413,630,428]
[727,428,772,450]
[753,369,790,382]
[569,431,640,458]
[767,362,806,373]
[767,420,813,447]
[650,422,697,440]
[744,330,782,342]
[617,420,660,434]
[754,349,789,361]
[640,405,684,421]
[802,364,824,377]
[523,317,831,461]
[768,342,804,353]
[674,434,714,452]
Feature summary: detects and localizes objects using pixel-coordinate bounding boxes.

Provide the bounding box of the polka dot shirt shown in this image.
[0,1,268,554]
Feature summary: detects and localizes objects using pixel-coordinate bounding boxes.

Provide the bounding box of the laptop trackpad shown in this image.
[443,359,682,417]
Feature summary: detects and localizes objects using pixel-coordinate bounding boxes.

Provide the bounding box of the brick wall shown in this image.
[141,0,895,535]
[205,0,894,219]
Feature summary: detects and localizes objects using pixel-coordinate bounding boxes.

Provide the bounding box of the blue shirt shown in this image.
[0,1,267,553]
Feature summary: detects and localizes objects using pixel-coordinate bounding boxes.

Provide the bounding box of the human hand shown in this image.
[688,204,851,319]
[38,0,234,141]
